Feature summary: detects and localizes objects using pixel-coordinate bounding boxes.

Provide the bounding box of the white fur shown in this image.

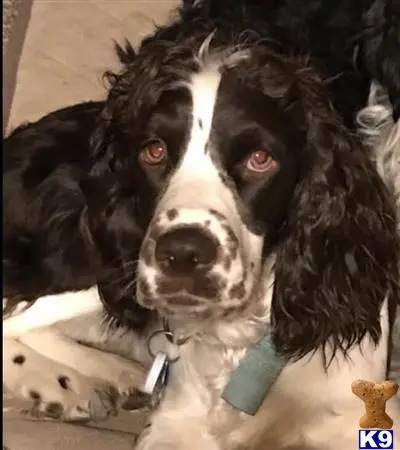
[3,287,102,337]
[3,335,117,421]
[136,266,399,450]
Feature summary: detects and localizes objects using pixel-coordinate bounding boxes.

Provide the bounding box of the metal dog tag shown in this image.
[143,352,169,409]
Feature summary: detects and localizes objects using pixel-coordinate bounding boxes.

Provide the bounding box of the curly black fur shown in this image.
[3,102,103,303]
[3,100,151,329]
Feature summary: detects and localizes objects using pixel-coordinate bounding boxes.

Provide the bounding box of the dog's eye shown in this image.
[246,150,277,174]
[140,139,168,166]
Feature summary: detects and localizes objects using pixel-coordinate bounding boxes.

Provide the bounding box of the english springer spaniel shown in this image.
[3,0,400,447]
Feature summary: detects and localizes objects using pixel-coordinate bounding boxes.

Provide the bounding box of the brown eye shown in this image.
[246,149,277,174]
[140,140,167,166]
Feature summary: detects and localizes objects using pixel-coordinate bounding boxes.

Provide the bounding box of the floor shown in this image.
[8,0,179,129]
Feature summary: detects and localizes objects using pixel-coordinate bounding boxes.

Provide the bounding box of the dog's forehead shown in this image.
[151,56,296,221]
[168,57,267,167]
[183,63,222,164]
[153,62,231,213]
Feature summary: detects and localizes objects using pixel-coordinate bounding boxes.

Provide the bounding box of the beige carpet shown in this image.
[3,0,33,133]
[8,0,179,130]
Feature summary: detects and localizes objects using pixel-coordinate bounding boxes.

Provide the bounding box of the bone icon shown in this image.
[352,379,399,429]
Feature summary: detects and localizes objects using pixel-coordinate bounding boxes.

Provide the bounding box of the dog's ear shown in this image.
[362,0,400,119]
[271,67,399,364]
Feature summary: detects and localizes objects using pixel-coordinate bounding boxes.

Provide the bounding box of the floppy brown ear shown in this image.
[271,69,399,364]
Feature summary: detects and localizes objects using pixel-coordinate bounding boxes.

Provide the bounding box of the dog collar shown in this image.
[222,328,288,415]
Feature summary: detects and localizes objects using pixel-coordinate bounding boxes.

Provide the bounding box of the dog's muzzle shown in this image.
[136,207,243,316]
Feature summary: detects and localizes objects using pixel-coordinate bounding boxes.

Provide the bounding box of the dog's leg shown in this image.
[3,337,117,422]
[3,287,102,337]
[3,287,149,421]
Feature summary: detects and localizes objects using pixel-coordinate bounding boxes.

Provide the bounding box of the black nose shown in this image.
[155,226,218,276]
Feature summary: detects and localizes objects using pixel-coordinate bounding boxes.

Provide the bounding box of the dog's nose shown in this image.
[155,227,218,276]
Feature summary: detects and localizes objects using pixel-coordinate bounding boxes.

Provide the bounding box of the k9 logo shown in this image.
[358,430,394,449]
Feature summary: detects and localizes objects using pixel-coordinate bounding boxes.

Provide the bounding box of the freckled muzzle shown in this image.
[136,207,244,317]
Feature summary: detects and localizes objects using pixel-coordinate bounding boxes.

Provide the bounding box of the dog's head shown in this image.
[88,38,398,359]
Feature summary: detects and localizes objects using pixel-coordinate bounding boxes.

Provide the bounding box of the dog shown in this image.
[3,0,400,446]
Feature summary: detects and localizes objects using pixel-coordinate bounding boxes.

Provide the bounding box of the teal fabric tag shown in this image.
[221,330,288,416]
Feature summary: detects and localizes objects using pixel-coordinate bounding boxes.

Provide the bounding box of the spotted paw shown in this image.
[21,383,118,422]
[4,339,119,422]
[17,377,118,422]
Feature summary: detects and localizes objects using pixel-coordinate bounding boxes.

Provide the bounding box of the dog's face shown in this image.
[134,58,302,320]
[89,40,398,359]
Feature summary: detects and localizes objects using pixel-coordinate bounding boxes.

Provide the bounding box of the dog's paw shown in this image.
[18,328,148,400]
[16,373,118,422]
[20,380,118,422]
[4,339,118,422]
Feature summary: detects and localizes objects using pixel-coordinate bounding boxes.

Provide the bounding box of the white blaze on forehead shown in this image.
[181,63,222,172]
[154,62,229,216]
[154,60,244,230]
[153,56,263,260]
